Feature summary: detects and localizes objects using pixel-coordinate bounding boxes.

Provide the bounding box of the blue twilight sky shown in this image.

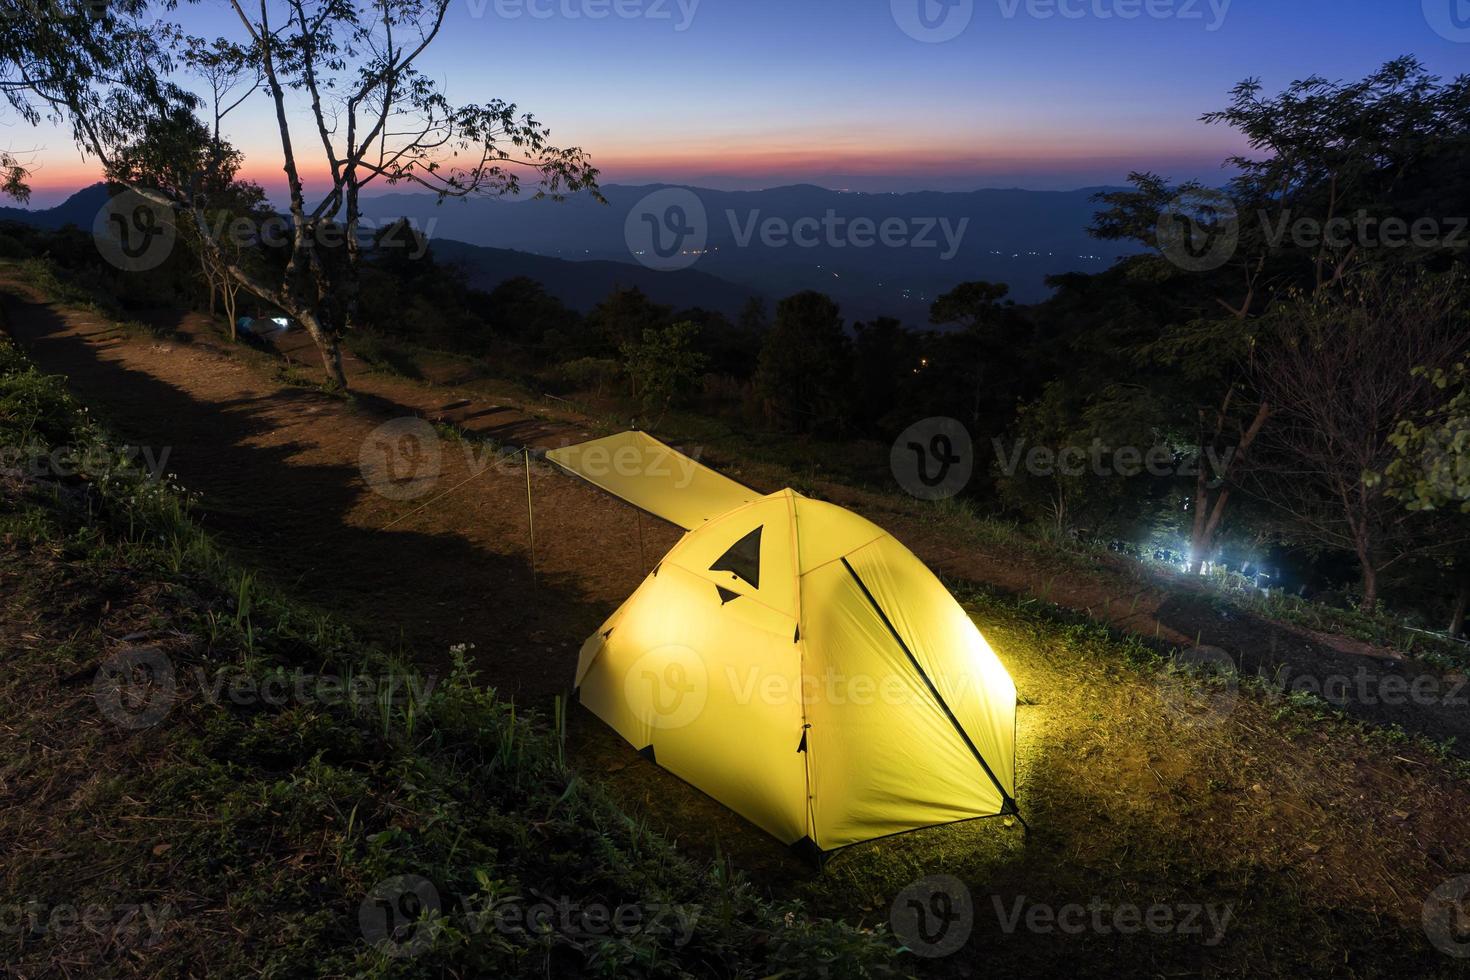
[13,0,1470,205]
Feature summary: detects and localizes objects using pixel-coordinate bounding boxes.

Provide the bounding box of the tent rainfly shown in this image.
[547,431,1020,863]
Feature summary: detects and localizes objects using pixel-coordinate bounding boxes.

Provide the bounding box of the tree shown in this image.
[753,291,851,434]
[619,320,708,424]
[1245,269,1470,609]
[1376,339,1470,633]
[930,281,1012,426]
[4,0,600,388]
[1380,358,1470,515]
[587,287,671,355]
[850,316,918,434]
[1083,58,1470,571]
[737,296,770,335]
[479,276,581,353]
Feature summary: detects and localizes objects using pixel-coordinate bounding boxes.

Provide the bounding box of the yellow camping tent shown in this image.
[551,432,1019,861]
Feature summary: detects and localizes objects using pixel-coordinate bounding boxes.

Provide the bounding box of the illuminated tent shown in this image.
[547,432,1019,862]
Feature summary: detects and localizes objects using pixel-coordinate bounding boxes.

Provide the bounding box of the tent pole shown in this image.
[841,557,1018,816]
[636,510,646,572]
[524,448,536,587]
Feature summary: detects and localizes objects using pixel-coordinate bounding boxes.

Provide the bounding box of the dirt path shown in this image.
[5,282,1469,765]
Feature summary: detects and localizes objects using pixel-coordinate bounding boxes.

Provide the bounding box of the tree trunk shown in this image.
[295,308,349,389]
[1450,569,1470,638]
[1188,400,1272,574]
[319,337,347,390]
[1358,559,1378,611]
[224,286,238,342]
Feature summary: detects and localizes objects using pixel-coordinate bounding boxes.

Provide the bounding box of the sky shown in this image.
[11,0,1470,206]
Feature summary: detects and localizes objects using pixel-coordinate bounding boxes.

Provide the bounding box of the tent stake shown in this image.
[524,447,536,587]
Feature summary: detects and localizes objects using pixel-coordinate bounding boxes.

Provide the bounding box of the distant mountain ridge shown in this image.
[0,183,112,230]
[428,239,760,316]
[359,182,1139,315]
[8,182,1140,322]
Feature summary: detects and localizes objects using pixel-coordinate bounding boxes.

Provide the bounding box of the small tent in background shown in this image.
[548,432,1019,863]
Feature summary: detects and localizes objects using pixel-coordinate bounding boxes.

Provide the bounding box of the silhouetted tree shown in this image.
[754,291,852,434]
[4,0,601,388]
[1245,269,1470,608]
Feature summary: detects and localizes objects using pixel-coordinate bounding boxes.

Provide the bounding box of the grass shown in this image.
[8,270,1470,976]
[779,582,1470,976]
[0,335,898,977]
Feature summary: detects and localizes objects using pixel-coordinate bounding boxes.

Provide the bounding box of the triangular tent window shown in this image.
[710,526,762,589]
